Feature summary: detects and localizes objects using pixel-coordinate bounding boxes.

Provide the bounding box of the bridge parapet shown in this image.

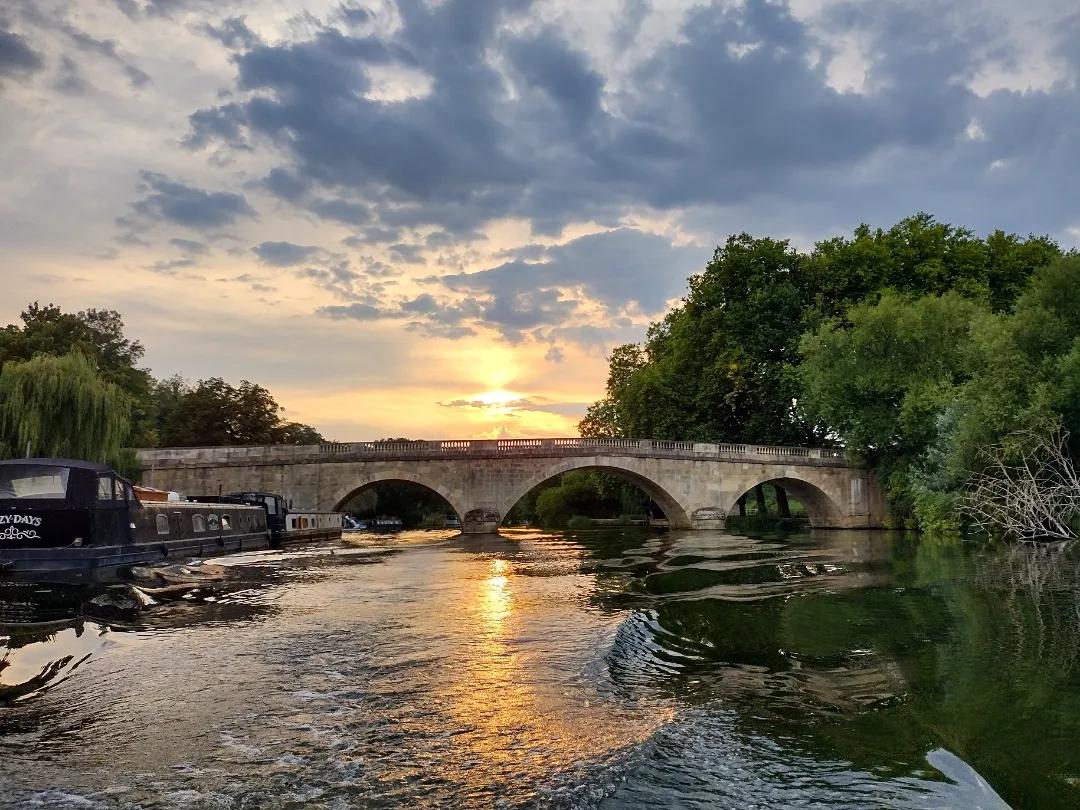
[314,438,847,464]
[138,439,848,469]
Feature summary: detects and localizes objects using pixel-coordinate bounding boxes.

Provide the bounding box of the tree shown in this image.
[0,350,131,462]
[161,377,323,447]
[0,303,155,445]
[581,215,1060,450]
[278,422,325,445]
[579,344,647,437]
[798,254,1080,531]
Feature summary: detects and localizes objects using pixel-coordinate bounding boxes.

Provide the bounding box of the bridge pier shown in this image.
[690,507,727,530]
[463,509,501,534]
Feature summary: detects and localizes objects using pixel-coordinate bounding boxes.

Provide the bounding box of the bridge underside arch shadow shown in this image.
[330,473,466,521]
[730,476,847,528]
[498,458,695,529]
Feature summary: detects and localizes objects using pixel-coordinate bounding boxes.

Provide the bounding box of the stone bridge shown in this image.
[136,438,886,533]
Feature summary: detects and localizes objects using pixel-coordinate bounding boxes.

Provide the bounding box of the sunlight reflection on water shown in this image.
[0,528,1075,808]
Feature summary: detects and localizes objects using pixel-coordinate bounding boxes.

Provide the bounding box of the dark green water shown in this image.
[0,529,1078,808]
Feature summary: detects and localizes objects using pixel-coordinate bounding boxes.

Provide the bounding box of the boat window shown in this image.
[221,514,232,530]
[114,478,127,500]
[156,514,170,535]
[98,475,115,502]
[208,514,220,531]
[0,465,71,500]
[192,514,206,533]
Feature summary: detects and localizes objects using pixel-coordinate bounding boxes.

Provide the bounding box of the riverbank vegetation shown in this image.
[0,303,322,469]
[583,214,1080,537]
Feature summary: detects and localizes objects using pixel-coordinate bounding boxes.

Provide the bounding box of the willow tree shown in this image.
[0,350,131,462]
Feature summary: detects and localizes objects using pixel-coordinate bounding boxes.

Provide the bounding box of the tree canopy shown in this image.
[581,214,1070,530]
[0,350,131,463]
[0,303,155,445]
[0,302,325,463]
[159,377,324,447]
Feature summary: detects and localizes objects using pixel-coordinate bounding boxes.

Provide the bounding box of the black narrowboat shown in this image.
[0,459,269,582]
[187,491,343,545]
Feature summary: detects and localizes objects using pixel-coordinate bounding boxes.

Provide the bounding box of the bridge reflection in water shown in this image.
[138,438,887,534]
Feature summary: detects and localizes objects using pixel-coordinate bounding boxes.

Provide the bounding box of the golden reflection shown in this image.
[432,551,667,783]
[481,558,513,631]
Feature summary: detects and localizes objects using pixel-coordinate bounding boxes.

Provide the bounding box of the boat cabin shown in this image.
[0,459,137,549]
[0,458,268,551]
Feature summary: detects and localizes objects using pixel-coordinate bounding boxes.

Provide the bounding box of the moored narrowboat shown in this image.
[187,491,343,546]
[0,458,270,582]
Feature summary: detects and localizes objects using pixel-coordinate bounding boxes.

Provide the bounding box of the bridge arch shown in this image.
[730,475,846,528]
[329,472,467,521]
[498,457,694,529]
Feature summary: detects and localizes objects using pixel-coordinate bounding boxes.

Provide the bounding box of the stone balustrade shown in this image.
[318,438,847,462]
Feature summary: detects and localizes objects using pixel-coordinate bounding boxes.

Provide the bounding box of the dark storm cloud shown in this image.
[53,55,88,93]
[321,228,696,342]
[61,23,150,87]
[389,243,425,263]
[439,228,702,314]
[170,237,209,255]
[253,240,318,266]
[196,16,261,50]
[122,171,256,231]
[308,197,371,225]
[173,0,1080,340]
[544,346,564,363]
[182,0,1080,238]
[298,260,376,301]
[317,302,404,321]
[337,3,372,28]
[0,29,44,76]
[343,226,401,247]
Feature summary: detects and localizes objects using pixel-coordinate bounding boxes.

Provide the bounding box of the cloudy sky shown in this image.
[2,0,1078,440]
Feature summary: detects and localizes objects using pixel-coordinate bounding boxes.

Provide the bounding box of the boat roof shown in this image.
[0,457,113,472]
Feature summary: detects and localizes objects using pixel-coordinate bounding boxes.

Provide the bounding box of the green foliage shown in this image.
[581,214,1059,447]
[800,254,1080,530]
[0,303,154,445]
[535,471,603,527]
[160,377,323,446]
[581,213,1065,532]
[0,350,131,463]
[0,302,324,457]
[531,470,650,527]
[420,510,450,529]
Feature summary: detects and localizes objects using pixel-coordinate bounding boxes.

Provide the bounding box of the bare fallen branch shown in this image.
[961,426,1080,541]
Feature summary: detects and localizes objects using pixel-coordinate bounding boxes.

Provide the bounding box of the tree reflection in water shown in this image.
[588,529,1080,808]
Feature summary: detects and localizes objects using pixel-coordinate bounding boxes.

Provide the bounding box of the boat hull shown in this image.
[0,531,270,583]
[276,527,342,546]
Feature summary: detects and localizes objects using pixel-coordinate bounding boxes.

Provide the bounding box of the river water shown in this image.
[1,528,1078,809]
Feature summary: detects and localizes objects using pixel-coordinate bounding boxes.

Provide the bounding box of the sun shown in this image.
[475,389,521,407]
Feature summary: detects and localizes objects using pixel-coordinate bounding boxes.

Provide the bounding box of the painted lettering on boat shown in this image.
[0,515,43,527]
